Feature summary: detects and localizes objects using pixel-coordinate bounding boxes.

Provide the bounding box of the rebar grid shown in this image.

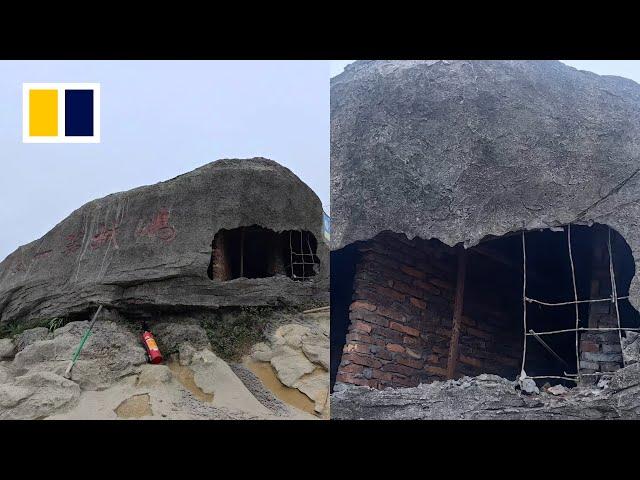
[521,226,637,384]
[288,230,317,280]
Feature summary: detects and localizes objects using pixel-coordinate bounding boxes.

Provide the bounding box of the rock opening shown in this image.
[207,226,320,281]
[332,224,640,391]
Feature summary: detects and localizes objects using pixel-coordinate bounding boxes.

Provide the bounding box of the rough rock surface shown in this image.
[230,363,290,416]
[152,319,211,354]
[331,60,640,307]
[12,321,148,390]
[249,308,330,415]
[0,158,328,328]
[0,320,316,419]
[0,338,14,359]
[0,371,80,420]
[331,362,640,419]
[622,331,640,365]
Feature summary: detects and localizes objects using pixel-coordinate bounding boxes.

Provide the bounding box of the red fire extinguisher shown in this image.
[141,322,163,364]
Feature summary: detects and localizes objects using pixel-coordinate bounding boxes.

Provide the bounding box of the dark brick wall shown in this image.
[336,232,522,389]
[579,233,623,381]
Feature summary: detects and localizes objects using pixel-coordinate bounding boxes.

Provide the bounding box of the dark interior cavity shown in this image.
[330,243,359,391]
[207,225,320,281]
[332,223,639,391]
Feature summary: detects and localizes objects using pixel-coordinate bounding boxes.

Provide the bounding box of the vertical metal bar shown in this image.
[608,227,625,367]
[521,231,528,377]
[446,246,467,379]
[567,224,581,382]
[306,233,314,279]
[289,230,295,279]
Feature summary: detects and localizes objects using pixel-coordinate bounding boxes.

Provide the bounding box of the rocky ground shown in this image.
[246,306,330,418]
[331,360,640,420]
[0,308,329,420]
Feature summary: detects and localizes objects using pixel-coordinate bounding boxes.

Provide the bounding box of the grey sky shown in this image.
[0,61,329,261]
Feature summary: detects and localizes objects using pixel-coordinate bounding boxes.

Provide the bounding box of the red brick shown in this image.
[375,286,406,302]
[336,373,376,387]
[424,365,448,377]
[345,332,379,346]
[426,354,440,364]
[396,356,423,369]
[403,335,421,346]
[410,297,427,309]
[344,343,370,354]
[351,310,390,328]
[371,370,394,381]
[350,301,377,312]
[342,353,382,369]
[353,321,374,334]
[392,280,423,298]
[339,363,364,374]
[580,341,599,353]
[405,347,422,359]
[376,305,406,322]
[401,264,426,279]
[382,363,421,376]
[390,321,420,337]
[413,279,441,296]
[386,343,405,353]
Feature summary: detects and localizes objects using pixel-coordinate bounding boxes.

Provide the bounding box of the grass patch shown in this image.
[0,316,68,339]
[202,306,275,362]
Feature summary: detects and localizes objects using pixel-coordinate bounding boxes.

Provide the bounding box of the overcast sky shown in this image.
[0,61,329,261]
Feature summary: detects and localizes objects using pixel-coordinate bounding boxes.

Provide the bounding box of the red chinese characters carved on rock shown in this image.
[136,208,177,243]
[64,231,85,255]
[90,224,120,250]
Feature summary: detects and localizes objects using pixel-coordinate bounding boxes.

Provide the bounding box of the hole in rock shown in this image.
[332,224,639,391]
[207,226,320,281]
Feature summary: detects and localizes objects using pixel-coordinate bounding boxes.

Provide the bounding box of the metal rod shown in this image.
[525,296,629,306]
[526,327,640,336]
[521,231,528,377]
[527,375,578,382]
[529,329,570,369]
[608,227,625,367]
[567,224,581,382]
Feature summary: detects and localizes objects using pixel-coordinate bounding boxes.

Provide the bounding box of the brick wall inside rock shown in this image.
[335,231,522,389]
[579,232,624,381]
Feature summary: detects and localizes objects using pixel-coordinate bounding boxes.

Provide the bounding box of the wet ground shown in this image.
[243,358,317,415]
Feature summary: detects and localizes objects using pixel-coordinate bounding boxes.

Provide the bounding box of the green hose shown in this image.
[70,329,92,365]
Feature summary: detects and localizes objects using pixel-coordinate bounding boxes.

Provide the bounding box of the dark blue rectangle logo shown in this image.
[65,89,94,137]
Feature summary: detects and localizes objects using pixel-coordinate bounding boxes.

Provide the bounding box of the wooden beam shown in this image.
[446,246,467,379]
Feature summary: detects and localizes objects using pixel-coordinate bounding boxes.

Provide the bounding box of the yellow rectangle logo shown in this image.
[29,89,58,137]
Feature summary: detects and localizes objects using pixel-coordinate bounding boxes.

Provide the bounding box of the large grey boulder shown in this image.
[0,338,14,359]
[15,327,50,352]
[0,158,328,329]
[152,319,211,354]
[0,371,80,419]
[13,320,147,390]
[331,60,640,309]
